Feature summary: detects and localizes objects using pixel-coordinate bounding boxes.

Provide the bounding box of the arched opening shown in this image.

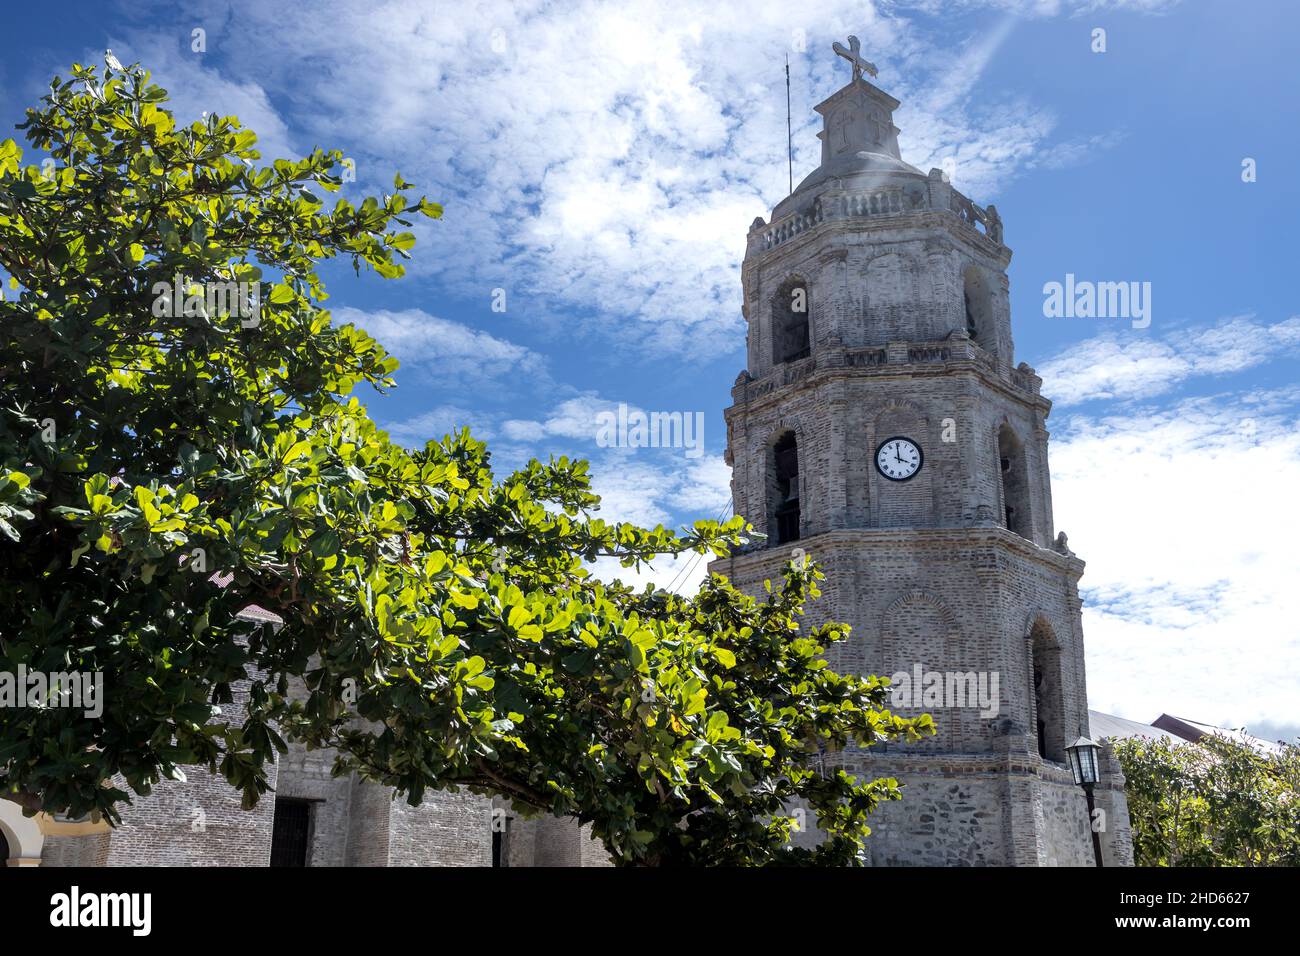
[962,266,993,352]
[879,593,967,753]
[772,278,810,364]
[867,253,906,338]
[997,424,1031,539]
[270,797,313,867]
[492,815,512,867]
[770,431,800,545]
[1030,619,1064,763]
[0,828,9,868]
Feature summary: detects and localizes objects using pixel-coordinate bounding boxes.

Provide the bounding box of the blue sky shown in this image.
[2,0,1297,740]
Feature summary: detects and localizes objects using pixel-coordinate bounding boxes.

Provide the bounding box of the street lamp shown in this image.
[1066,735,1104,867]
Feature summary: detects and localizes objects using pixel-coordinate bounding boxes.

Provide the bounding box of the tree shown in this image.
[0,57,931,865]
[1114,734,1300,867]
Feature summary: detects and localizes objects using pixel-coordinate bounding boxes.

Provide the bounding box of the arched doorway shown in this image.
[1029,618,1064,762]
[962,265,994,353]
[770,431,800,544]
[771,278,810,364]
[997,424,1031,538]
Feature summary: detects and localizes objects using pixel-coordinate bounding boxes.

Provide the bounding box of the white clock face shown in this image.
[876,436,922,481]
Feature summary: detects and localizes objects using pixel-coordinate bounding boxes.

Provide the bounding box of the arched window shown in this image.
[270,797,312,867]
[770,431,800,544]
[997,424,1031,538]
[772,279,810,364]
[1030,619,1064,762]
[492,815,512,867]
[962,266,993,352]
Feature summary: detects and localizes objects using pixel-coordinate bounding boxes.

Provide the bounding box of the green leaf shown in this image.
[283,440,312,464]
[308,529,341,558]
[134,485,161,524]
[448,591,479,610]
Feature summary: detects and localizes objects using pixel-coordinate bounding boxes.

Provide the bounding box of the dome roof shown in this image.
[770,75,925,220]
[773,149,926,219]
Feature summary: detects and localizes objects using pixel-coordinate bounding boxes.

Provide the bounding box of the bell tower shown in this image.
[712,43,1133,866]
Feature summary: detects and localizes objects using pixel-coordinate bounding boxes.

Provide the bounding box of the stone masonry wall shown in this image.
[92,635,278,866]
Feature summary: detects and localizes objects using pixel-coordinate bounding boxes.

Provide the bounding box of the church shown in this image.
[0,39,1132,868]
[707,40,1132,866]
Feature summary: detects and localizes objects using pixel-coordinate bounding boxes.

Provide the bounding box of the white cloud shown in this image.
[588,453,734,595]
[591,549,718,597]
[1038,315,1300,406]
[501,394,719,454]
[1052,388,1300,731]
[98,32,297,162]
[382,405,495,446]
[587,454,730,527]
[520,396,621,442]
[500,419,548,443]
[153,0,1079,359]
[383,393,733,582]
[1028,129,1128,171]
[333,306,546,387]
[1065,0,1183,15]
[902,0,1182,15]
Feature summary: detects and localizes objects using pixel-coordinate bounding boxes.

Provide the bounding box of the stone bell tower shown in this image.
[711,42,1132,866]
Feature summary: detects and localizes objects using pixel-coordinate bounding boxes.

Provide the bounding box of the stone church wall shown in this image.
[93,635,279,866]
[35,652,568,867]
[854,768,1011,867]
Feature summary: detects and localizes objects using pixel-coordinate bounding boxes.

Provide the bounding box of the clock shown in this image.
[875,436,923,481]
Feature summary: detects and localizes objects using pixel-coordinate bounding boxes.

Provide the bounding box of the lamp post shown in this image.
[1066,736,1104,867]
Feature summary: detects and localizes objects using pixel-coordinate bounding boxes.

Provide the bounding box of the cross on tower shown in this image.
[832,35,878,81]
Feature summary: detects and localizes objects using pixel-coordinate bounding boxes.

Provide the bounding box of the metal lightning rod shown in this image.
[785,54,793,196]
